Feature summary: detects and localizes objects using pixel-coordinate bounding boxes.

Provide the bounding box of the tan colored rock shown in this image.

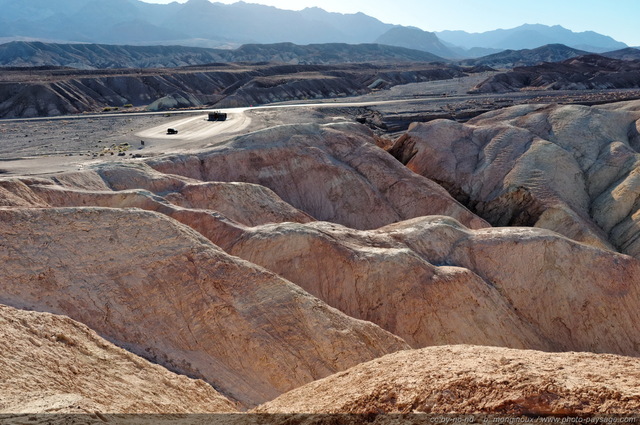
[226,219,547,350]
[27,181,288,249]
[0,179,49,207]
[390,102,640,256]
[149,122,488,230]
[3,106,640,413]
[27,163,313,228]
[255,345,640,415]
[0,207,408,408]
[8,161,640,358]
[385,217,640,355]
[95,162,195,194]
[226,215,640,356]
[0,303,237,414]
[163,181,313,226]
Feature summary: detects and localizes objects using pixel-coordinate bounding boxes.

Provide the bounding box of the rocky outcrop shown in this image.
[390,101,640,257]
[7,166,640,359]
[0,61,467,118]
[4,103,640,413]
[0,179,49,207]
[163,181,314,226]
[471,54,640,93]
[224,219,546,350]
[255,345,640,415]
[149,122,487,231]
[225,216,640,355]
[30,162,314,228]
[0,303,236,414]
[0,207,408,408]
[459,44,589,69]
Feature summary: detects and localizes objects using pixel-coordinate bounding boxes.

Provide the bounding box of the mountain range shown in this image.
[436,24,627,53]
[0,0,629,59]
[0,41,444,69]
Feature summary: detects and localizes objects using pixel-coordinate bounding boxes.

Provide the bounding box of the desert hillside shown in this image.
[0,204,408,408]
[3,119,640,360]
[256,345,640,416]
[390,100,640,258]
[2,88,640,416]
[0,304,237,414]
[0,62,467,118]
[471,55,640,93]
[0,41,445,69]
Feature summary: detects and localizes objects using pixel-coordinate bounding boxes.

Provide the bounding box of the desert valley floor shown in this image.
[2,74,640,423]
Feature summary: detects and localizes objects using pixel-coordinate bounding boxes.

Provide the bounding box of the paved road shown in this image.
[133,100,414,151]
[3,78,637,176]
[0,99,412,123]
[0,99,416,176]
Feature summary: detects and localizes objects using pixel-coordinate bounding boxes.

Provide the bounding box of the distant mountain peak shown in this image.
[375,26,458,59]
[182,0,214,8]
[437,23,626,53]
[0,0,627,56]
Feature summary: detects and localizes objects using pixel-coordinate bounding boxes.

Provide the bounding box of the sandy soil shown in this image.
[0,110,257,175]
[136,111,251,145]
[0,103,373,175]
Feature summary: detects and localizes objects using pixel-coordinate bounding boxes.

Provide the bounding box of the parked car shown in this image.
[167,128,178,134]
[208,111,227,121]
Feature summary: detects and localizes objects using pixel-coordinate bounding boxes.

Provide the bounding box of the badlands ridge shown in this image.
[2,100,640,417]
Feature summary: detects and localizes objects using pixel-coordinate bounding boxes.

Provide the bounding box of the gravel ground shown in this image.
[1,73,639,175]
[0,114,183,159]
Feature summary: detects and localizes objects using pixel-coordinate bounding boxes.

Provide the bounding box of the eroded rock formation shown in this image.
[149,122,487,230]
[470,55,640,93]
[255,345,640,415]
[0,206,407,408]
[225,216,640,355]
[390,100,640,257]
[0,304,237,414]
[3,109,640,414]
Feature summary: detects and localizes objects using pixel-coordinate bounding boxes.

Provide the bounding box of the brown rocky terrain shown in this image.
[390,100,640,258]
[3,119,640,363]
[0,204,408,408]
[459,44,590,69]
[471,54,640,93]
[223,215,640,353]
[3,75,640,417]
[255,345,640,415]
[146,122,487,230]
[0,62,468,118]
[0,41,445,69]
[0,304,237,414]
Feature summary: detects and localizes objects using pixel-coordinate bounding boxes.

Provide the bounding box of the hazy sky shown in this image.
[141,0,640,46]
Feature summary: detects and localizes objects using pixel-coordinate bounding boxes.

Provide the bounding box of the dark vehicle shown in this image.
[167,128,178,134]
[208,111,227,121]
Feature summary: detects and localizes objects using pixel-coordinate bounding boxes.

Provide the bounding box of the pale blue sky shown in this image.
[141,0,640,46]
